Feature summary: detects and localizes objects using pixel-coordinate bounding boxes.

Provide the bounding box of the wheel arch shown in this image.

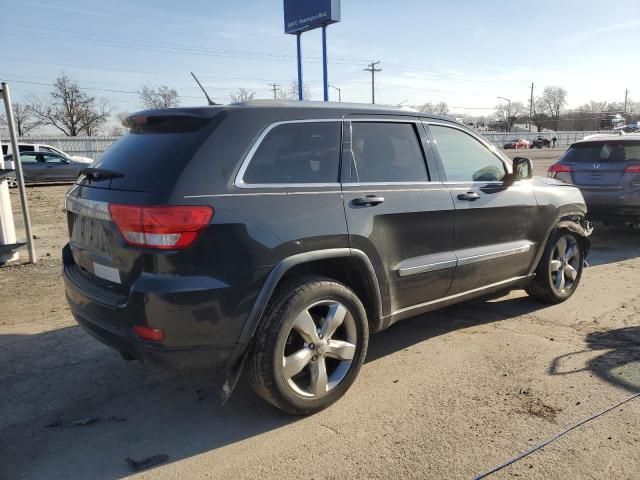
[237,248,384,346]
[529,212,593,275]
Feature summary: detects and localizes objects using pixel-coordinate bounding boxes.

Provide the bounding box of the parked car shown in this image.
[530,136,551,149]
[63,102,591,415]
[503,139,531,149]
[548,134,640,224]
[3,151,88,187]
[1,143,93,164]
[599,114,625,130]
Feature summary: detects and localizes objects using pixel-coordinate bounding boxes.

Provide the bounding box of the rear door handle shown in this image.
[457,191,480,201]
[353,195,385,206]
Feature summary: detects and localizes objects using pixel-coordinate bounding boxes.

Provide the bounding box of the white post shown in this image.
[0,135,19,264]
[2,82,36,263]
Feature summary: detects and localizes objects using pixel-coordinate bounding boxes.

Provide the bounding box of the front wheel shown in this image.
[526,230,584,303]
[248,276,369,415]
[6,177,17,188]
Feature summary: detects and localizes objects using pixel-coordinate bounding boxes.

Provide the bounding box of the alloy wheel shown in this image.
[281,300,357,398]
[549,234,580,294]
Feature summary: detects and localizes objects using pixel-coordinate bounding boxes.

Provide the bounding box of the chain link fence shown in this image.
[479,131,602,148]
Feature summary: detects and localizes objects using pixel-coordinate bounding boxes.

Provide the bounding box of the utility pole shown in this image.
[529,82,534,132]
[329,84,341,102]
[364,61,381,104]
[624,89,628,115]
[269,83,280,100]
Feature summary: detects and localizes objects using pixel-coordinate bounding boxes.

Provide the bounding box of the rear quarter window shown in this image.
[241,122,341,185]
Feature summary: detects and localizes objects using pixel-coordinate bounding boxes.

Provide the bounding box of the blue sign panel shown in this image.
[283,0,341,34]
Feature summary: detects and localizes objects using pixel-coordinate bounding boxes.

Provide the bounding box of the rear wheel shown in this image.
[526,230,584,303]
[248,275,369,415]
[6,177,17,188]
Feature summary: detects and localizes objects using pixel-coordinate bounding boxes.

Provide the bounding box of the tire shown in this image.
[6,177,17,188]
[526,229,584,304]
[248,275,369,415]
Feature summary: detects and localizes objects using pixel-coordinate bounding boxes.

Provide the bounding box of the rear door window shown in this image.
[350,122,428,183]
[19,153,39,164]
[430,125,506,182]
[242,122,341,185]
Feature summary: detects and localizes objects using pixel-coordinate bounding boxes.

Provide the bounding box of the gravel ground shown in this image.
[1,149,639,479]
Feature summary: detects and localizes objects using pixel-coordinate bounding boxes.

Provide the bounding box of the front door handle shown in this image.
[457,191,480,201]
[353,195,385,206]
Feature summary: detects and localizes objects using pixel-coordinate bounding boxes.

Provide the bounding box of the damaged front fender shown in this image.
[556,216,593,259]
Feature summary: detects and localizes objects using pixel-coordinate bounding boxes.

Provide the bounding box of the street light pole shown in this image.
[497,96,512,132]
[329,84,341,102]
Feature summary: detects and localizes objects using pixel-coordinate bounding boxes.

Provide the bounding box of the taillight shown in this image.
[108,205,213,250]
[133,325,164,342]
[547,163,572,178]
[624,164,640,173]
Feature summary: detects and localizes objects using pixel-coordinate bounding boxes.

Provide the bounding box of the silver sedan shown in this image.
[3,151,88,187]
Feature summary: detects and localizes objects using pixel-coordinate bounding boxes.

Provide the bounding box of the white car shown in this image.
[1,143,93,164]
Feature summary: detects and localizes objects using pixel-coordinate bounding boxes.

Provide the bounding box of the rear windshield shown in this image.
[562,141,640,163]
[82,115,213,191]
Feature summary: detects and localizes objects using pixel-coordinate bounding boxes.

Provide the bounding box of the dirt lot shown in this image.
[2,151,640,479]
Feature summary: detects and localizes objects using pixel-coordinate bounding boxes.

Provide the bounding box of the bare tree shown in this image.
[138,85,180,109]
[494,101,526,132]
[577,100,608,130]
[530,98,549,132]
[276,81,312,101]
[230,88,256,103]
[31,75,111,136]
[541,86,567,131]
[0,102,42,137]
[417,101,449,115]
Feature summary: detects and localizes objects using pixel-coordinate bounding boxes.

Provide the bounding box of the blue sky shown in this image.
[1,0,639,117]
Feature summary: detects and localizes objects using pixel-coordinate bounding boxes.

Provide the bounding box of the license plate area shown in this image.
[93,262,121,284]
[70,212,109,252]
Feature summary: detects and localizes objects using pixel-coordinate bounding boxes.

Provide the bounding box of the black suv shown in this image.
[63,101,591,415]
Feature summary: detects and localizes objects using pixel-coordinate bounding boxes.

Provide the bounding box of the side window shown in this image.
[430,125,506,182]
[242,122,340,184]
[42,153,64,164]
[18,145,35,152]
[19,153,38,164]
[351,122,428,183]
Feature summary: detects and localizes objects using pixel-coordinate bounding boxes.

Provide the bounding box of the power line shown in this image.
[364,61,381,104]
[0,24,369,65]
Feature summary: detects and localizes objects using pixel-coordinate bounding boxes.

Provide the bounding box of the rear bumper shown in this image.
[62,244,258,372]
[582,190,640,221]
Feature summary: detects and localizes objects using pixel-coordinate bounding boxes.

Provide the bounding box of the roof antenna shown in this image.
[190,72,216,105]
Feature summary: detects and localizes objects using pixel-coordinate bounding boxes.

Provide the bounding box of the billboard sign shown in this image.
[283,0,341,34]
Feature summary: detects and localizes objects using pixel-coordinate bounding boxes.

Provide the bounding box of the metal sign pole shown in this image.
[1,82,36,263]
[322,25,329,102]
[296,32,303,101]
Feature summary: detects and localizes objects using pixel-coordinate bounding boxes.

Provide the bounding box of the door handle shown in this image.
[457,191,480,201]
[353,195,385,206]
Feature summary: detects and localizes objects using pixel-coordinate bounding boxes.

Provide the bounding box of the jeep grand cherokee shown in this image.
[64,101,591,415]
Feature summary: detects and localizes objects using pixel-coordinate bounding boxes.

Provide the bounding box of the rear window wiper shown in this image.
[80,167,125,181]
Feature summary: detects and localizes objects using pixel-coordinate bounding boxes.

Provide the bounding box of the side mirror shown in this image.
[512,156,533,180]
